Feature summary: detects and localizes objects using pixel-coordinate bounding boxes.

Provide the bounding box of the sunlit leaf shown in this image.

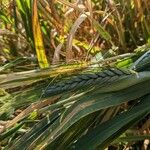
[32,0,49,68]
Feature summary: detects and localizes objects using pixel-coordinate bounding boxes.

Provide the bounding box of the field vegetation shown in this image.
[0,0,150,149]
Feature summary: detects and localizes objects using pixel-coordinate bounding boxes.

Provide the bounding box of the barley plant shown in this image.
[0,0,150,150]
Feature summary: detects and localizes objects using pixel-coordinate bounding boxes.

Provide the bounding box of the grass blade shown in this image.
[32,0,49,68]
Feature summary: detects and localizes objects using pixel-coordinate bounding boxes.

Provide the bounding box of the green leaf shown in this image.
[19,79,150,149]
[92,19,112,44]
[7,110,62,150]
[0,11,12,23]
[72,94,150,150]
